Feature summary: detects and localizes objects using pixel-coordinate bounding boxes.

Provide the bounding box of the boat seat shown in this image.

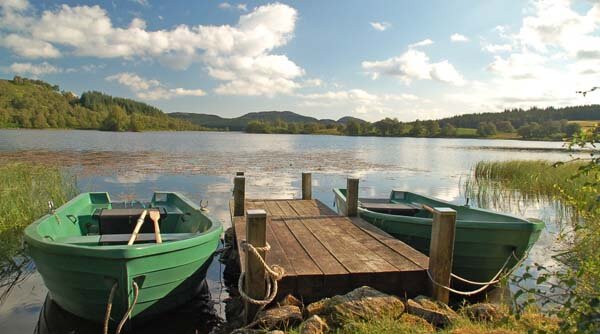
[99,233,194,245]
[94,208,167,234]
[58,233,196,245]
[360,201,421,215]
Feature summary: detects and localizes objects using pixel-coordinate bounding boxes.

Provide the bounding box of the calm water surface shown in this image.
[0,129,576,333]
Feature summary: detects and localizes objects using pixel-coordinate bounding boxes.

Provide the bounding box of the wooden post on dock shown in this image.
[233,176,245,217]
[427,207,457,304]
[346,178,359,217]
[244,209,267,323]
[302,172,312,200]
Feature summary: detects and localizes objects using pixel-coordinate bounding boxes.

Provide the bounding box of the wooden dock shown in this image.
[230,198,429,303]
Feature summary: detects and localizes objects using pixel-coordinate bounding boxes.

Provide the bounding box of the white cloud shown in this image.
[219,2,247,11]
[106,72,206,100]
[451,0,600,112]
[2,34,61,58]
[0,2,303,96]
[131,0,149,6]
[8,61,61,76]
[362,49,465,85]
[483,43,513,53]
[408,39,434,48]
[370,21,390,31]
[450,33,469,42]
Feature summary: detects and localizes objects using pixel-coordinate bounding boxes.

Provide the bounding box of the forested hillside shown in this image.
[0,76,200,131]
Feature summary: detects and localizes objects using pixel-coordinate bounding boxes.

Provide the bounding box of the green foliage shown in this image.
[496,120,515,133]
[344,119,362,136]
[441,123,458,136]
[477,121,497,136]
[0,163,77,263]
[0,76,200,131]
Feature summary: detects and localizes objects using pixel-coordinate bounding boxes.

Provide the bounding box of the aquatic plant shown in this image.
[0,162,76,304]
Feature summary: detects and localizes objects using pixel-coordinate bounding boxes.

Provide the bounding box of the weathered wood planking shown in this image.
[230,199,429,302]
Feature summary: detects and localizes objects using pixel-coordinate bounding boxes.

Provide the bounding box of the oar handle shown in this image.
[128,210,148,245]
[151,210,162,244]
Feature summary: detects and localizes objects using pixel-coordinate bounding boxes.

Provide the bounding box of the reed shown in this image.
[0,162,76,271]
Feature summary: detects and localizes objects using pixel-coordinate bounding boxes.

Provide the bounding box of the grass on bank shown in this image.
[0,162,76,262]
[287,305,558,334]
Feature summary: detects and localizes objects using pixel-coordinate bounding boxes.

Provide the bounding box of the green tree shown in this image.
[495,120,515,132]
[477,121,497,136]
[344,120,361,136]
[409,120,425,137]
[424,120,440,136]
[101,105,130,131]
[440,123,457,136]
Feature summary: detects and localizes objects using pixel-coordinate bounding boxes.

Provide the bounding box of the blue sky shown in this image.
[1,0,600,121]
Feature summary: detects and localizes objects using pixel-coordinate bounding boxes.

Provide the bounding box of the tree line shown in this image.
[245,117,585,140]
[0,76,200,131]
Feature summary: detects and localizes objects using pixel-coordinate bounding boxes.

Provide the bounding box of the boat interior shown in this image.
[47,192,214,246]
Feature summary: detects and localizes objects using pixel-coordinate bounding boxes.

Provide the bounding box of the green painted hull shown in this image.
[333,189,544,284]
[24,192,223,325]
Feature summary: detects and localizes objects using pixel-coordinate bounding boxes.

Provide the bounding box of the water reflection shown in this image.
[34,282,222,334]
[0,130,580,332]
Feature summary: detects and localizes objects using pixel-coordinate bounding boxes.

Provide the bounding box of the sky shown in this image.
[1,0,600,121]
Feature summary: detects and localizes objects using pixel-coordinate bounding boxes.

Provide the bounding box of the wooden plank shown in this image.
[264,200,285,217]
[318,216,398,272]
[282,217,347,275]
[351,217,429,269]
[339,218,421,272]
[301,216,376,273]
[269,217,324,298]
[269,218,322,276]
[275,200,299,217]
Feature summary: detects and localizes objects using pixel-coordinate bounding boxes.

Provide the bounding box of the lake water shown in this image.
[0,129,576,333]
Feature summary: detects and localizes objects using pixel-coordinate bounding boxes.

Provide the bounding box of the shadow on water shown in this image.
[34,280,222,334]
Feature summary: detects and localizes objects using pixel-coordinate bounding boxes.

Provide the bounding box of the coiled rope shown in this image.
[237,241,285,307]
[427,250,525,296]
[103,281,140,334]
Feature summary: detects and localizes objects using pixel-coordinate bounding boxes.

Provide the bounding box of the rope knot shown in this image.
[237,239,285,308]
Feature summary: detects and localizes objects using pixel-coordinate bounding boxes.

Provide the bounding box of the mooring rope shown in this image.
[116,281,139,334]
[237,241,285,307]
[427,250,523,296]
[103,282,118,334]
[102,281,140,334]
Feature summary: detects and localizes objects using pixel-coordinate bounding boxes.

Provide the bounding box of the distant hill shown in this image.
[171,111,363,131]
[0,76,200,131]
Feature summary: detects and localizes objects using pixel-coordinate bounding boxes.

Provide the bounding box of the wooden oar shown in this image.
[149,209,162,244]
[128,210,148,245]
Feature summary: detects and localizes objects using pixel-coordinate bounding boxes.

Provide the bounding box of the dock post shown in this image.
[346,178,359,217]
[428,207,457,304]
[244,209,268,323]
[302,172,312,200]
[233,176,245,217]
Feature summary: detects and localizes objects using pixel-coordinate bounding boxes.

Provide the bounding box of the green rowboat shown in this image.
[333,188,544,285]
[24,192,223,325]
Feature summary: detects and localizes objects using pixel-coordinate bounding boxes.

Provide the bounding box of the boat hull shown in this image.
[24,192,223,325]
[333,189,544,284]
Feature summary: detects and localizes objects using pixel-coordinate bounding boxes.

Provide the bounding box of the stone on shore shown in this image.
[406,295,458,327]
[463,303,506,322]
[253,305,303,330]
[299,315,329,334]
[305,286,404,325]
